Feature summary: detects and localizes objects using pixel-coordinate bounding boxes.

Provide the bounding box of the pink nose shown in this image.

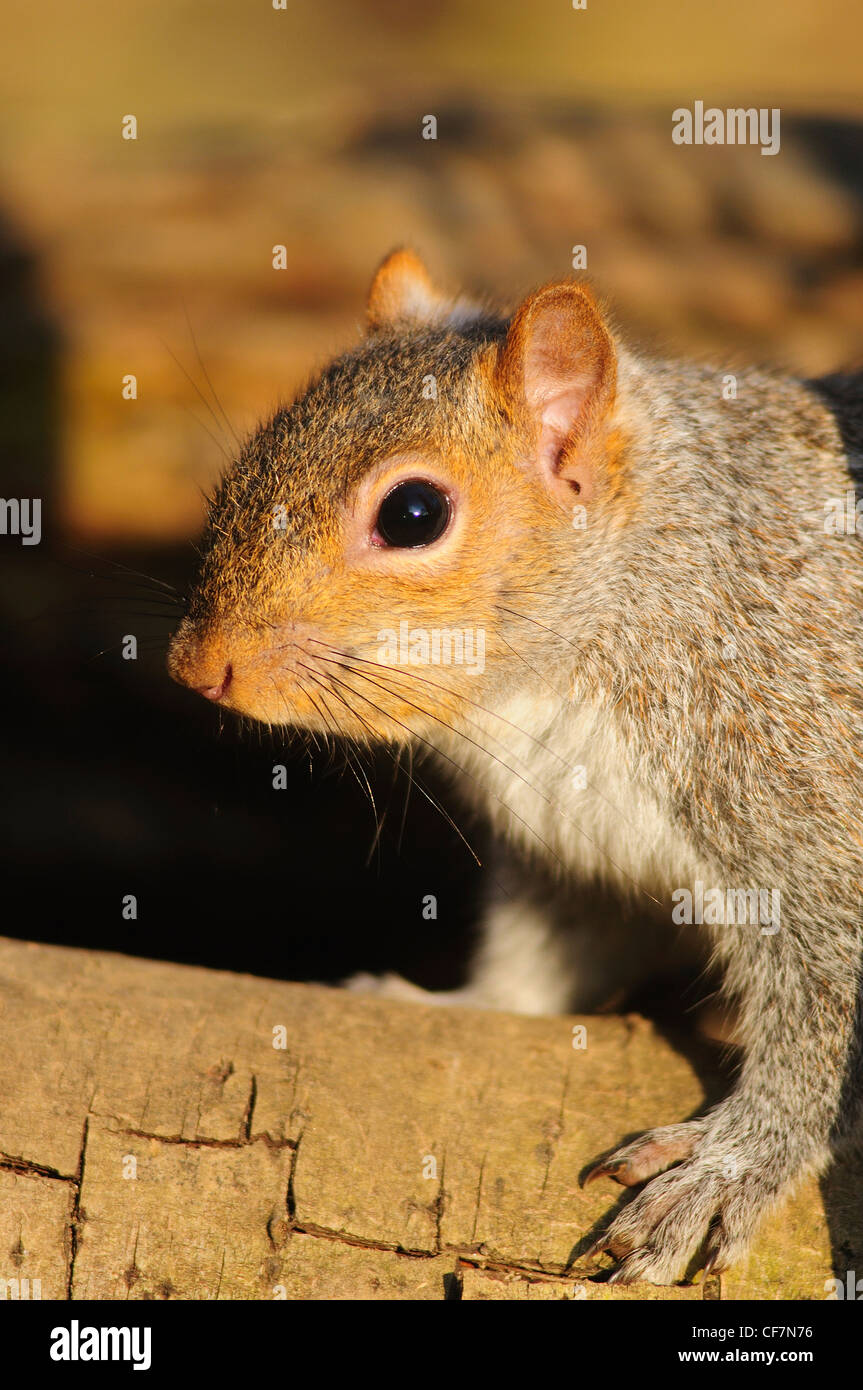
[196,663,232,702]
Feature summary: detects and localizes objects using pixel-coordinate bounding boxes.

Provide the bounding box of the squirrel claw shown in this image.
[581,1234,612,1260]
[581,1159,624,1188]
[581,1121,705,1192]
[606,1249,652,1284]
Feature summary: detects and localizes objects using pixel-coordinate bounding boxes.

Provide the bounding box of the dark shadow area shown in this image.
[819,1141,863,1291]
[793,116,863,207]
[807,370,863,495]
[1,539,486,987]
[0,199,483,988]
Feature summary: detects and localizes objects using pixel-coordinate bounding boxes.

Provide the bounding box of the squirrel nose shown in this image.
[196,663,233,702]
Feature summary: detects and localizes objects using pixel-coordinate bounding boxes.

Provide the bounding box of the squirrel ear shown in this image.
[496,282,616,504]
[367,248,483,332]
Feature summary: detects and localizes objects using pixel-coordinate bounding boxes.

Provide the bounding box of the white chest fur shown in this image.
[434,690,705,902]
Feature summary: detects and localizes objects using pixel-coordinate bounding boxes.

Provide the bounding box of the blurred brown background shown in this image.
[1,0,862,990]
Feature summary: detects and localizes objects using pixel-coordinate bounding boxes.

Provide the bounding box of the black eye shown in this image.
[375,480,451,548]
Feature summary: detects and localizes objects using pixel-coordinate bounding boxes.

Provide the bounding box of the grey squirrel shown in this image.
[168,249,863,1284]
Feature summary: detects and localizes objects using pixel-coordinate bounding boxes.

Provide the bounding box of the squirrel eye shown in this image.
[375,480,451,548]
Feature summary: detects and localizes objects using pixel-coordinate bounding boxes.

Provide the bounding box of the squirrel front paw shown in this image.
[343,970,436,1002]
[343,971,486,1008]
[580,1111,796,1285]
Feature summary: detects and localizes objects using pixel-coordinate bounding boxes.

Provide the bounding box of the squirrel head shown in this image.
[168,249,623,741]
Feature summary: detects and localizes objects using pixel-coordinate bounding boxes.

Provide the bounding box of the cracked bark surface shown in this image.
[0,937,859,1300]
